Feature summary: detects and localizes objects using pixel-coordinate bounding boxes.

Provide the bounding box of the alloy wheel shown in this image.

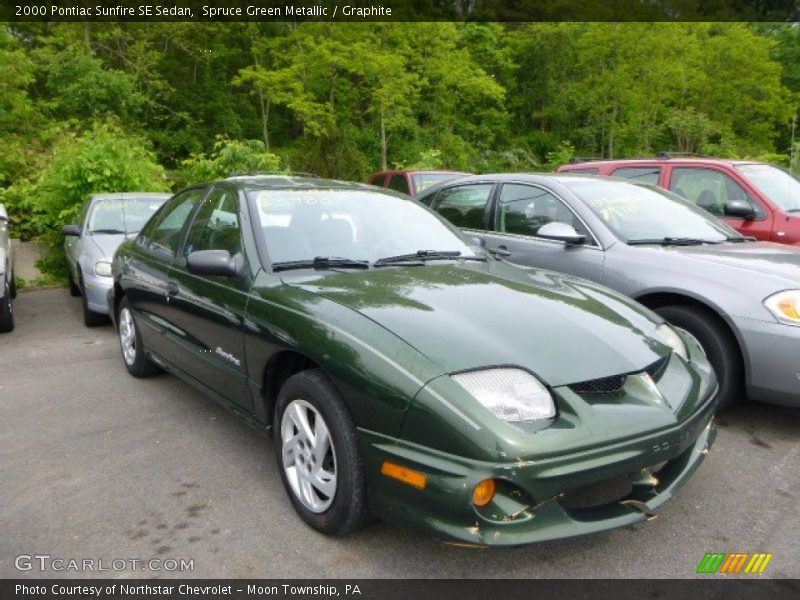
[118,307,137,366]
[281,399,337,513]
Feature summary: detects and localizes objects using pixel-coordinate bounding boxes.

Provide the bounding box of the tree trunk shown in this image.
[258,92,270,151]
[380,105,388,171]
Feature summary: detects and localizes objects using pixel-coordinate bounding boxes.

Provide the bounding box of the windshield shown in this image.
[737,163,800,211]
[88,197,167,234]
[564,180,738,242]
[412,172,467,193]
[250,189,480,265]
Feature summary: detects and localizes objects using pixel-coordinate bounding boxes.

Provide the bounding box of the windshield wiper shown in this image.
[725,235,757,243]
[272,256,370,272]
[786,208,800,213]
[374,250,486,267]
[90,228,126,235]
[627,237,721,246]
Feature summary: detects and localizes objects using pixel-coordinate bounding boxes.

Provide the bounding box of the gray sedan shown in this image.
[418,173,800,409]
[63,193,169,326]
[0,203,16,332]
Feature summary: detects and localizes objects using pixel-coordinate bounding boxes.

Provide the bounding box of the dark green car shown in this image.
[108,175,718,546]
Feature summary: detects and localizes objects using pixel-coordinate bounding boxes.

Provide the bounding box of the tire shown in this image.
[0,274,14,333]
[274,369,369,536]
[79,272,108,327]
[654,304,742,408]
[117,297,161,378]
[68,271,80,297]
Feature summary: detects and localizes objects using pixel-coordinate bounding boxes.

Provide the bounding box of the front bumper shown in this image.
[359,389,716,547]
[733,315,800,407]
[81,273,113,314]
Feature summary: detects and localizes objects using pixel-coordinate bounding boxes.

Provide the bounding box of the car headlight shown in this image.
[764,290,800,327]
[655,323,688,361]
[451,368,555,422]
[94,261,112,277]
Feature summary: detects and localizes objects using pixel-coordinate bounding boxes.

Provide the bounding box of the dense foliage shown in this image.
[2,21,800,249]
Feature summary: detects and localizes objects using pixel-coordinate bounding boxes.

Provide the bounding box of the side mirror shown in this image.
[62,224,81,236]
[724,200,755,220]
[470,236,487,248]
[0,204,7,222]
[537,222,586,245]
[187,249,242,278]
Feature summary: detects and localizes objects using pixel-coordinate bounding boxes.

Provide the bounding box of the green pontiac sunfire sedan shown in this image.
[108,175,718,546]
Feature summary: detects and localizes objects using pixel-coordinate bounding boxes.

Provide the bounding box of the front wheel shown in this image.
[117,298,161,378]
[68,272,80,297]
[0,275,14,333]
[79,273,108,327]
[655,304,742,408]
[274,369,369,536]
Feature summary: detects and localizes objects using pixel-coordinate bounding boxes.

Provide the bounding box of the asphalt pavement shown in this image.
[1,287,798,578]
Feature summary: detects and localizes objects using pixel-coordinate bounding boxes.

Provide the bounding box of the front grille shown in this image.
[559,474,634,510]
[568,355,669,396]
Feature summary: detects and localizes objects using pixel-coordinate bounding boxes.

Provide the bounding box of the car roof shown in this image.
[566,158,760,169]
[90,192,171,201]
[434,172,608,185]
[370,169,470,176]
[221,174,407,195]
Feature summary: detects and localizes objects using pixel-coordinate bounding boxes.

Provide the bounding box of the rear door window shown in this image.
[430,184,494,230]
[388,175,410,195]
[611,166,662,185]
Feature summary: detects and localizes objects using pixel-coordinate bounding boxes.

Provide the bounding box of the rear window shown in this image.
[412,172,467,193]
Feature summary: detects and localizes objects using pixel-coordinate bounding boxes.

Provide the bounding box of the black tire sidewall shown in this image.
[655,305,742,407]
[0,274,14,332]
[273,369,368,536]
[80,273,107,327]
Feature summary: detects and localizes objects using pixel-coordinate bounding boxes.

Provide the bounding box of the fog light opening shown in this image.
[472,478,497,507]
[380,461,427,489]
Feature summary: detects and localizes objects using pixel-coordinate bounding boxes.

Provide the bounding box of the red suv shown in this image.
[367,170,469,197]
[558,157,800,245]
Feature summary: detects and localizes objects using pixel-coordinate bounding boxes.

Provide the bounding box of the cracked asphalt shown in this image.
[1,288,798,578]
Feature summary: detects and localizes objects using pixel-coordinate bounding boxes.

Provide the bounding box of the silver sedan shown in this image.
[63,193,169,326]
[418,173,800,409]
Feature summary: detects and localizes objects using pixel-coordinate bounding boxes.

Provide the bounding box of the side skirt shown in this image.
[146,350,271,435]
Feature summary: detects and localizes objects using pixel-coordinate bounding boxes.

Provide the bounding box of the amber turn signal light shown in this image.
[473,478,497,507]
[381,461,428,489]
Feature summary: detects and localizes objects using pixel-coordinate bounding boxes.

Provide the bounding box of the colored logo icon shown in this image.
[696,552,773,574]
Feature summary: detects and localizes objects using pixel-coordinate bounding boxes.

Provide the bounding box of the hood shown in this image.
[87,233,130,262]
[282,262,667,387]
[660,241,800,285]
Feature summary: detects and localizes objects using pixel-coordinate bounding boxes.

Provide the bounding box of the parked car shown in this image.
[418,173,800,409]
[63,193,169,326]
[108,175,716,545]
[0,203,16,333]
[367,169,470,196]
[559,156,800,246]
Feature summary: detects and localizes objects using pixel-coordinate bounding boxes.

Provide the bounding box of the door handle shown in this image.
[490,245,511,258]
[167,281,179,296]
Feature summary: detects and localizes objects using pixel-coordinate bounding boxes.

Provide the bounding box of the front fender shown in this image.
[245,281,445,436]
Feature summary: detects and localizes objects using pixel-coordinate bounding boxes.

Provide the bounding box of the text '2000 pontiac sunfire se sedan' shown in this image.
[108,175,717,546]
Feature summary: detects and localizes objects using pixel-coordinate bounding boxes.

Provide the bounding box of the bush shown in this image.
[177,137,281,187]
[18,122,167,280]
[33,122,167,232]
